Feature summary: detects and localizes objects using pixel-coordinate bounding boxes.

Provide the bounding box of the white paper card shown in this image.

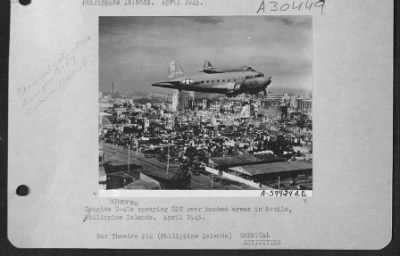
[8,0,393,249]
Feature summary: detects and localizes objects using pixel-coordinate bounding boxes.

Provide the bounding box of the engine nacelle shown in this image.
[233,83,242,92]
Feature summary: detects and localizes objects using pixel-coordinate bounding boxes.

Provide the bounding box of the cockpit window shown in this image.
[255,73,264,78]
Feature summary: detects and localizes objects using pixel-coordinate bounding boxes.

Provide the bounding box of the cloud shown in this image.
[184,16,225,25]
[99,16,312,93]
[263,16,311,29]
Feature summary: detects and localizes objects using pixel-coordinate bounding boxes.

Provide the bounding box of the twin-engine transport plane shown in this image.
[152,60,272,97]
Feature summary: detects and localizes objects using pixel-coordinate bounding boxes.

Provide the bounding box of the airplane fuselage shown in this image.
[153,70,271,97]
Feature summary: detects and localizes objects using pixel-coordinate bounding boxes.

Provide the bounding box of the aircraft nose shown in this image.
[263,76,272,87]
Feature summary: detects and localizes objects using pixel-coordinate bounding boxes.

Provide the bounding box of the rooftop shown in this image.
[211,153,282,168]
[230,161,312,176]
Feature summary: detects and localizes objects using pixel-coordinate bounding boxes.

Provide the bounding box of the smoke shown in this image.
[259,106,282,117]
[170,90,179,112]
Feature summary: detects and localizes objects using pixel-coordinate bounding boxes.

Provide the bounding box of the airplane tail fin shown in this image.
[203,60,213,70]
[168,60,185,80]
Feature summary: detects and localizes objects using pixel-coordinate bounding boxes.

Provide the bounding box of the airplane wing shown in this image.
[201,69,223,74]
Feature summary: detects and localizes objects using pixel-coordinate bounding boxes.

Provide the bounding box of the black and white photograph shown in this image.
[98,16,313,191]
[6,0,395,250]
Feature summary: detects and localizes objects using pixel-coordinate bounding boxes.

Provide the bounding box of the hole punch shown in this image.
[16,185,29,196]
[19,0,31,6]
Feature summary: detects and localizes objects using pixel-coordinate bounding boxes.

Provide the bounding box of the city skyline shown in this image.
[100,16,312,95]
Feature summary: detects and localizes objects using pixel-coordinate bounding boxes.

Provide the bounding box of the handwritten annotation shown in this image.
[17,36,91,115]
[257,0,325,14]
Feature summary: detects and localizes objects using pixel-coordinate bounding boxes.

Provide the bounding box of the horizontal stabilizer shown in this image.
[152,81,180,89]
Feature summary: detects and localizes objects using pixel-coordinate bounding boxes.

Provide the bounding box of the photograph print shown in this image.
[98,16,313,191]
